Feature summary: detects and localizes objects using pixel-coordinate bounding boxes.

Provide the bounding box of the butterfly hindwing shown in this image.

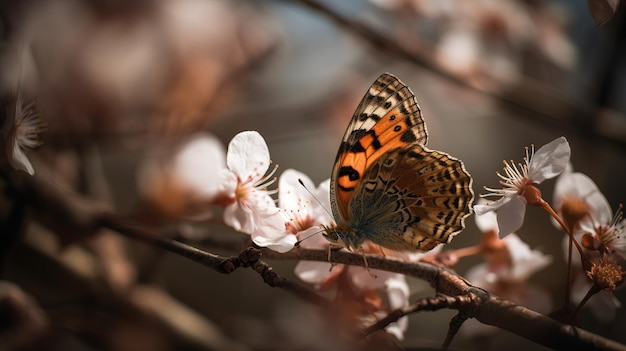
[331,73,428,222]
[350,144,473,251]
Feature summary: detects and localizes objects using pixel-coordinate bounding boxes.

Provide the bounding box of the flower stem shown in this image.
[452,245,482,258]
[565,237,573,306]
[539,201,584,308]
[573,284,600,317]
[539,201,584,257]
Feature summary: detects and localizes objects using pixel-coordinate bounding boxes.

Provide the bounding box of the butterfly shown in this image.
[322,73,474,256]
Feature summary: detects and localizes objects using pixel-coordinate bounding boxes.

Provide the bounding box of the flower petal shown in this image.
[496,196,526,236]
[552,170,613,233]
[384,274,410,340]
[174,133,225,198]
[350,267,391,290]
[9,139,34,175]
[386,274,409,309]
[279,169,312,212]
[295,226,328,249]
[252,232,297,253]
[556,171,612,225]
[226,131,270,180]
[223,202,251,233]
[528,136,570,183]
[218,169,238,195]
[474,194,512,216]
[503,234,552,281]
[474,198,499,233]
[294,261,333,284]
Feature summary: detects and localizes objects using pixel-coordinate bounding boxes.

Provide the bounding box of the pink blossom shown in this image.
[475,136,570,236]
[218,131,284,244]
[295,255,410,340]
[552,167,611,231]
[554,168,625,262]
[552,168,625,321]
[254,169,332,253]
[1,50,45,176]
[138,133,225,220]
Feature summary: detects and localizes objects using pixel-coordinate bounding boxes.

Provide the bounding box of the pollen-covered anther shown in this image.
[587,260,624,291]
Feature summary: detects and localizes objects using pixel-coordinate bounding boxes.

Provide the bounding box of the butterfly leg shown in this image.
[327,245,338,272]
[359,246,377,278]
[377,245,386,257]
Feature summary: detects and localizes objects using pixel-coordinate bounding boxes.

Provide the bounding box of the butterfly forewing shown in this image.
[331,73,428,221]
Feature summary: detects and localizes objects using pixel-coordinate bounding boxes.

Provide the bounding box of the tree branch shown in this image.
[101,217,330,308]
[262,248,626,351]
[359,294,473,338]
[14,171,626,350]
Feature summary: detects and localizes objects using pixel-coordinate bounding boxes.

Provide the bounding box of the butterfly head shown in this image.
[321,223,361,251]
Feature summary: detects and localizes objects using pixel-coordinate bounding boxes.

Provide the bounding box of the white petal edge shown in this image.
[174,133,225,198]
[503,234,552,281]
[223,203,250,233]
[528,136,570,183]
[554,171,612,225]
[474,198,499,233]
[294,261,332,284]
[474,194,512,216]
[10,139,34,175]
[226,131,270,180]
[252,233,297,253]
[496,196,526,236]
[279,169,313,211]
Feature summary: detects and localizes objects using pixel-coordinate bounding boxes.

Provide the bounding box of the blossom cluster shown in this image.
[135,131,626,338]
[6,121,624,339]
[139,131,411,339]
[475,136,625,322]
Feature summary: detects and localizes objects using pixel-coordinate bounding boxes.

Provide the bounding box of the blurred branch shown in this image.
[360,294,472,337]
[361,294,472,350]
[287,0,449,81]
[12,239,250,351]
[265,248,626,351]
[288,0,626,148]
[95,219,626,350]
[0,173,26,268]
[102,218,331,308]
[12,165,626,350]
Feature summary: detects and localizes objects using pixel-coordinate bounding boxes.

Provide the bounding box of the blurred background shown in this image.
[0,0,625,350]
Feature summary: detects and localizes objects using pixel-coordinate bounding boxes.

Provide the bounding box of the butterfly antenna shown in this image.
[297,178,334,218]
[294,228,325,247]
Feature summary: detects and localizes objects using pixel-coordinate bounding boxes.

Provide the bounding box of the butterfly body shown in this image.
[325,73,473,253]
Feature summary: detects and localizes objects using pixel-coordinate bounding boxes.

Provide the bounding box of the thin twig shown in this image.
[360,294,473,338]
[443,313,470,351]
[263,247,626,351]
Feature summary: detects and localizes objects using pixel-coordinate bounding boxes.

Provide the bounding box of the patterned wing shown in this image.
[330,73,428,222]
[349,144,474,251]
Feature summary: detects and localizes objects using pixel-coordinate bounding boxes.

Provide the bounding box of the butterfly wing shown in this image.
[349,144,474,251]
[330,73,428,223]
